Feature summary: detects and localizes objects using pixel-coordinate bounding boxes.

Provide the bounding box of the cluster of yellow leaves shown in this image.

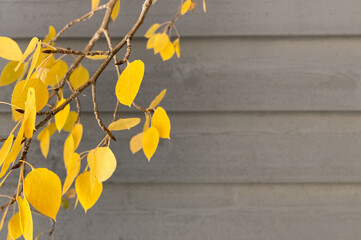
[130,89,171,161]
[145,25,180,61]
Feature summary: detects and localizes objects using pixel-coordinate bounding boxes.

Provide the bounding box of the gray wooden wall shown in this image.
[2,0,361,239]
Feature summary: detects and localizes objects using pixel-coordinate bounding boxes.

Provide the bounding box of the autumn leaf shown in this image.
[149,89,167,109]
[15,37,38,72]
[62,152,81,195]
[8,213,22,240]
[181,0,192,15]
[11,78,49,121]
[26,43,41,80]
[145,23,160,38]
[24,168,62,221]
[63,111,78,132]
[130,132,144,154]
[0,134,13,167]
[92,0,100,10]
[108,118,140,131]
[43,25,56,44]
[111,0,120,21]
[87,147,117,182]
[0,37,22,61]
[160,39,175,61]
[63,135,74,169]
[115,60,145,107]
[0,125,24,178]
[54,98,70,132]
[173,38,180,58]
[39,129,50,158]
[17,196,33,240]
[75,171,103,213]
[23,88,36,139]
[0,61,24,86]
[153,33,169,54]
[152,106,171,139]
[45,60,68,87]
[142,127,159,161]
[69,65,89,90]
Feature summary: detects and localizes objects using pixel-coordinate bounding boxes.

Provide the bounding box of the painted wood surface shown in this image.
[3,0,361,37]
[2,183,361,240]
[2,112,361,183]
[4,37,361,111]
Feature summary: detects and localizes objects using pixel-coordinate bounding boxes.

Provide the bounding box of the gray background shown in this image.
[2,0,361,239]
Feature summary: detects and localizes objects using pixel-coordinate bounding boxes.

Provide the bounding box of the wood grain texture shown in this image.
[3,183,361,240]
[4,37,361,111]
[3,0,361,37]
[3,112,361,183]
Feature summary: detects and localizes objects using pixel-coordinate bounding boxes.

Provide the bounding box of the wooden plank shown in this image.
[3,183,361,240]
[3,0,361,37]
[4,37,361,111]
[3,112,361,183]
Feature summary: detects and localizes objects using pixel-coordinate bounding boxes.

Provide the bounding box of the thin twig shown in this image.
[115,37,132,65]
[43,48,109,56]
[103,29,121,122]
[91,84,116,141]
[49,3,108,44]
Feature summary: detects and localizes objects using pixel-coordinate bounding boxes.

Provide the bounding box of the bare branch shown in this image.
[91,84,116,141]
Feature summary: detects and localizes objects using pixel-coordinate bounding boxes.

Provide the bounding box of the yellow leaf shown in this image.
[142,127,159,161]
[39,129,50,158]
[15,37,38,72]
[0,61,24,86]
[62,152,81,195]
[115,60,145,107]
[23,168,62,221]
[43,25,56,44]
[69,65,89,90]
[0,37,22,61]
[63,111,78,132]
[203,0,206,13]
[0,134,13,167]
[26,43,41,80]
[152,106,171,139]
[23,88,36,139]
[71,123,83,151]
[153,33,169,54]
[45,60,68,87]
[143,113,150,131]
[160,39,175,61]
[11,78,48,121]
[75,171,102,213]
[145,23,160,38]
[0,125,24,178]
[0,203,9,231]
[108,118,140,131]
[146,34,157,49]
[8,213,22,240]
[173,38,180,58]
[130,132,143,154]
[87,147,117,182]
[181,0,192,15]
[92,0,100,10]
[85,55,108,60]
[17,196,33,240]
[37,123,56,140]
[54,98,70,132]
[63,134,74,169]
[111,0,120,21]
[149,89,166,109]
